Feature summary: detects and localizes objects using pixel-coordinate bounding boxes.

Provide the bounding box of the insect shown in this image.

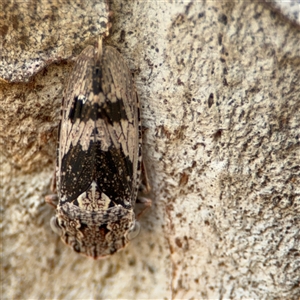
[46,38,150,259]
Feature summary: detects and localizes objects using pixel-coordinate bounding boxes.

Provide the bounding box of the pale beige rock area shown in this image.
[1,1,299,299]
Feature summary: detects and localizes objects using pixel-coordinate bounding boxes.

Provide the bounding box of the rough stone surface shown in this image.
[272,0,300,24]
[1,1,300,299]
[0,0,109,82]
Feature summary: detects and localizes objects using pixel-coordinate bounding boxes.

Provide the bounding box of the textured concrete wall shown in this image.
[1,1,300,299]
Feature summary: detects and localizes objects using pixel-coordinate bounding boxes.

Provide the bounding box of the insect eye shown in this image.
[50,216,62,236]
[127,221,140,240]
[73,243,81,253]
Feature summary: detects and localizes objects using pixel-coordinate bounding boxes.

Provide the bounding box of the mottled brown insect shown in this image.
[46,38,150,259]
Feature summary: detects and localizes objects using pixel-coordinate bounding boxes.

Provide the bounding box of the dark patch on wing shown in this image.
[60,142,134,209]
[69,96,128,126]
[69,97,109,124]
[94,144,133,207]
[92,64,103,95]
[68,96,84,123]
[96,100,128,125]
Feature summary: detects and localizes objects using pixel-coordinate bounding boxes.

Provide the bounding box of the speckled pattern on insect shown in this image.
[46,38,150,259]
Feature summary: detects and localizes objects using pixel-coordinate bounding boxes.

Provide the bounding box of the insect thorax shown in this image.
[54,181,135,258]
